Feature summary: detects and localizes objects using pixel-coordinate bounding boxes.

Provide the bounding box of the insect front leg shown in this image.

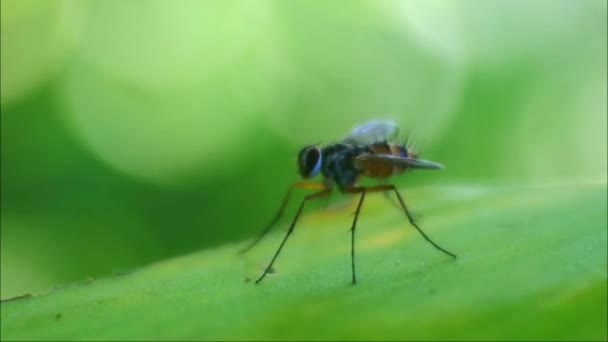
[256,188,331,284]
[238,182,325,255]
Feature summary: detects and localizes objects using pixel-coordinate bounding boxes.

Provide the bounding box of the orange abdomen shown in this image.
[358,142,407,179]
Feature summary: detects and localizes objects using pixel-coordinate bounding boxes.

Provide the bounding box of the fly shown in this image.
[240,120,456,284]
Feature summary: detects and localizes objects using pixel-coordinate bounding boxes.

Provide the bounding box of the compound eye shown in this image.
[298,146,322,178]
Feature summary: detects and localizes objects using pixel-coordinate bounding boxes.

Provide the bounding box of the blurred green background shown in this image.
[1,0,606,301]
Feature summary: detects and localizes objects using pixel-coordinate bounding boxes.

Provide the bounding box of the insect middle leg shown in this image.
[344,186,408,284]
[342,187,367,284]
[256,188,332,284]
[343,184,455,283]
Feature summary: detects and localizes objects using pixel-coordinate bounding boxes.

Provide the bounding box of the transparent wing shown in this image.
[356,154,444,170]
[342,120,399,145]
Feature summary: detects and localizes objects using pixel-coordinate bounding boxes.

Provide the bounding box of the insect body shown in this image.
[240,120,456,284]
[321,140,412,188]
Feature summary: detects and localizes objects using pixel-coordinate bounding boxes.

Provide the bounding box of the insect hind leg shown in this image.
[356,184,457,259]
[379,179,400,210]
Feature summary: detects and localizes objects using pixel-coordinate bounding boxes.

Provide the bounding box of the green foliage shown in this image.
[1,1,606,339]
[2,184,606,341]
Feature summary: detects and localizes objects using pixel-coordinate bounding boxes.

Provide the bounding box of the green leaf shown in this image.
[1,183,606,341]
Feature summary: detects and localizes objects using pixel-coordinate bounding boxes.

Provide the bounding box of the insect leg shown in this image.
[380,179,400,210]
[391,187,456,259]
[238,182,325,255]
[256,188,331,284]
[343,187,367,284]
[355,184,457,259]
